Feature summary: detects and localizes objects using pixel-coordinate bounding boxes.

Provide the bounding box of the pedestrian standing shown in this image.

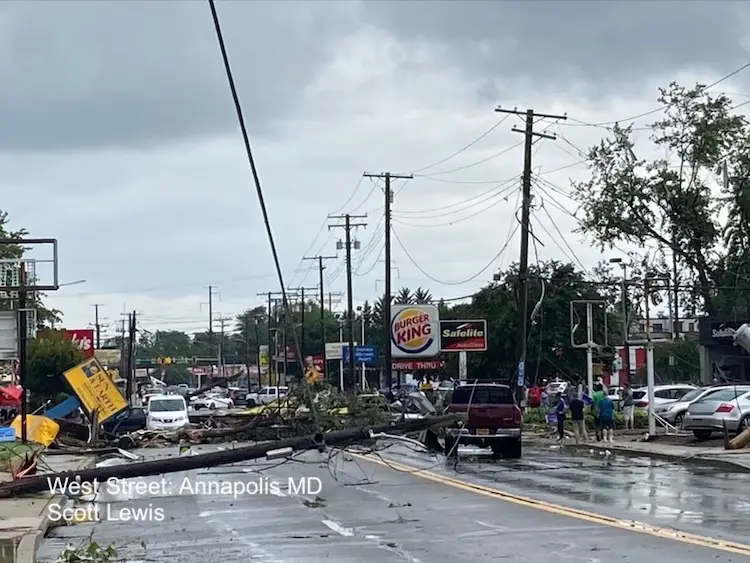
[591,383,605,441]
[598,393,615,443]
[555,392,567,443]
[569,393,587,443]
[622,382,635,430]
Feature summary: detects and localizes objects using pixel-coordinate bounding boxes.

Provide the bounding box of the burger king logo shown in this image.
[390,305,439,356]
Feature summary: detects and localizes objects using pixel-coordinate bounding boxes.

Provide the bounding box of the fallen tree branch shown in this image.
[187,375,244,399]
[0,414,464,498]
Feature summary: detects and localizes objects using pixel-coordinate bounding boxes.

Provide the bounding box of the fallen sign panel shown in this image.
[64,357,127,423]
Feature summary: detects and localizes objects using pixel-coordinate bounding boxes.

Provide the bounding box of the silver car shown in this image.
[653,385,750,425]
[682,387,750,440]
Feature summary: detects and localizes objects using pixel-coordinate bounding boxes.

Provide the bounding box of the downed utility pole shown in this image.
[0,415,465,498]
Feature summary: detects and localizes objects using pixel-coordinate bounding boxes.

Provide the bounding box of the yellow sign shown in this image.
[305,367,322,384]
[63,357,128,423]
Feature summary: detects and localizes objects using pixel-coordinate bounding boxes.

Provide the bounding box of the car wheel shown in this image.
[492,438,522,459]
[693,429,712,440]
[247,399,256,407]
[674,412,685,425]
[739,416,750,433]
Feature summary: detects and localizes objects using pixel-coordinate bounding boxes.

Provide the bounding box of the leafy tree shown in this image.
[27,331,83,400]
[572,82,747,315]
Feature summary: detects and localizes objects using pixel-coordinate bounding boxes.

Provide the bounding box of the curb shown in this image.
[16,494,66,563]
[16,457,97,563]
[529,438,750,473]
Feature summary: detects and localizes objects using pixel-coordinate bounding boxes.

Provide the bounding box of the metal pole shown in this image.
[319,257,327,381]
[300,287,305,358]
[361,313,366,389]
[586,302,594,393]
[339,323,344,392]
[267,293,272,385]
[18,264,27,444]
[621,264,631,384]
[644,277,656,435]
[384,173,393,391]
[254,320,261,389]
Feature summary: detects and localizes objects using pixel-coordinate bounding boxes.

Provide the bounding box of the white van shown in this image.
[146,394,189,431]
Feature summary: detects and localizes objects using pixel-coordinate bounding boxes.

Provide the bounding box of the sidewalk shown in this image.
[529,435,750,471]
[0,453,93,563]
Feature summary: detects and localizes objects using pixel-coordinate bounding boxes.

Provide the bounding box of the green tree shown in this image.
[27,332,83,400]
[572,82,747,315]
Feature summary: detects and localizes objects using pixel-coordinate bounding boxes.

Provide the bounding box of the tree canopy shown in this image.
[571,81,750,317]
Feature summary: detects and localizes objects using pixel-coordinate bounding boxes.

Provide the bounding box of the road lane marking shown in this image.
[351,452,750,556]
[321,519,354,536]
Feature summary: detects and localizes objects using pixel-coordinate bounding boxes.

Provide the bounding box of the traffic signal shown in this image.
[163,357,172,365]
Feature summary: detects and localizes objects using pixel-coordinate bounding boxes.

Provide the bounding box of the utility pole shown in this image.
[328,213,367,392]
[92,304,102,349]
[205,285,219,377]
[258,290,302,383]
[495,107,567,401]
[363,172,412,390]
[302,255,337,381]
[287,285,317,359]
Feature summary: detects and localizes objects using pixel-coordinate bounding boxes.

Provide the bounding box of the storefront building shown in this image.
[698,318,750,383]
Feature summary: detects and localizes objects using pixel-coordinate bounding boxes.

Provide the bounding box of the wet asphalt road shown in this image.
[38,443,750,562]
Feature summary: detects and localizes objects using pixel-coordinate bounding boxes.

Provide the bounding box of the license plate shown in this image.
[476,428,489,435]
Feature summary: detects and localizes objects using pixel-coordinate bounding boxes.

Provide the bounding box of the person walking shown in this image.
[569,392,587,443]
[555,392,567,443]
[621,382,635,430]
[598,392,616,443]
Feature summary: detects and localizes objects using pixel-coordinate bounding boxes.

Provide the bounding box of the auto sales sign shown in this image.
[64,329,95,359]
[439,320,487,352]
[390,305,440,358]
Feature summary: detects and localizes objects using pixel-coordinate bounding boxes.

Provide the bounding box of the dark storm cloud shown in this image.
[361,1,750,98]
[0,1,351,151]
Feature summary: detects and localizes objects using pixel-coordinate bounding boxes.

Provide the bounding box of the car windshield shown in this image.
[452,386,514,405]
[149,399,185,412]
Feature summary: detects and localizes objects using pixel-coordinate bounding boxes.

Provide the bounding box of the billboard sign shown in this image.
[343,345,377,364]
[439,320,488,352]
[325,341,359,360]
[0,312,17,360]
[63,357,127,423]
[390,305,440,358]
[64,329,95,359]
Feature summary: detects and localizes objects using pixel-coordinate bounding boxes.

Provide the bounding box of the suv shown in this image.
[246,386,289,406]
[443,383,523,459]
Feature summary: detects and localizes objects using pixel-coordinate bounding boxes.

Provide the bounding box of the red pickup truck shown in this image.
[444,383,523,458]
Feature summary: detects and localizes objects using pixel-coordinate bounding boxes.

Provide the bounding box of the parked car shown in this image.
[102,407,147,435]
[191,393,234,410]
[443,383,523,459]
[654,385,750,425]
[682,387,750,440]
[145,395,189,431]
[229,387,249,407]
[246,386,289,406]
[631,384,696,410]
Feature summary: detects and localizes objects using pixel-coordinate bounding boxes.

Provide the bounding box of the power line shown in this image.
[415,141,524,177]
[393,176,519,217]
[407,114,512,174]
[391,224,519,286]
[560,60,750,129]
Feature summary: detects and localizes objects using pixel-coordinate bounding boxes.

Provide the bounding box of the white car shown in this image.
[246,386,289,406]
[146,395,189,431]
[191,393,234,410]
[631,384,697,411]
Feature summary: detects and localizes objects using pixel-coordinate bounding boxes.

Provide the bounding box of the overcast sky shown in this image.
[3,0,749,338]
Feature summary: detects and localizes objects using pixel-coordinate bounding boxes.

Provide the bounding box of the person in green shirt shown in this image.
[591,384,605,442]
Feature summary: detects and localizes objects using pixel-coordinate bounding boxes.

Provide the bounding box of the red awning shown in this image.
[0,386,22,401]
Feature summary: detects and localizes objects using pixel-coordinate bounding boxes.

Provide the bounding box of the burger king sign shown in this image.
[390,304,440,358]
